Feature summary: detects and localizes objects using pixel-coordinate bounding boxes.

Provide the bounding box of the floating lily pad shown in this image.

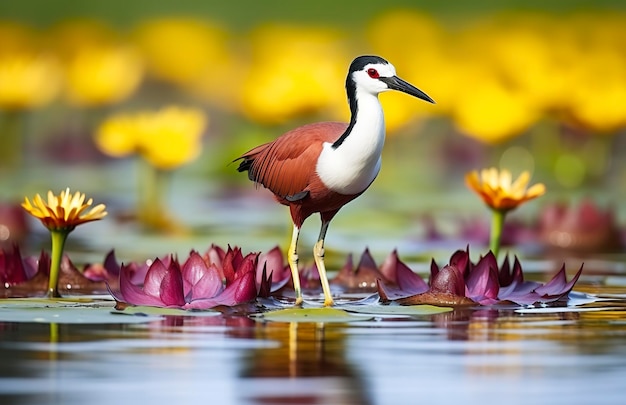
[0,307,163,324]
[341,304,453,316]
[253,307,372,323]
[0,297,112,308]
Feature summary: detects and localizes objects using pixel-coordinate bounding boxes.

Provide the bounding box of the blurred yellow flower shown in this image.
[133,18,230,86]
[241,23,348,124]
[135,107,207,169]
[465,167,545,212]
[563,13,626,132]
[95,106,207,170]
[51,20,143,107]
[367,10,450,131]
[64,45,143,107]
[0,52,62,110]
[22,188,107,232]
[93,113,138,157]
[0,22,61,110]
[471,14,572,112]
[451,72,540,144]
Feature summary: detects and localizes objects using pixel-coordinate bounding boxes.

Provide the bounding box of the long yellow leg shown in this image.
[313,220,334,307]
[287,225,303,305]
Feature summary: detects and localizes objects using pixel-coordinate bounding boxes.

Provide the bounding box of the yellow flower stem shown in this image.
[0,110,24,169]
[138,159,169,229]
[489,209,506,259]
[48,230,69,298]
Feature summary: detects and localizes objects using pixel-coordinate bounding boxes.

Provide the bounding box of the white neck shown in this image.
[316,89,385,195]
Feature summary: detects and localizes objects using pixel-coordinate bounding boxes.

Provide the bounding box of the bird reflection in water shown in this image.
[241,321,372,405]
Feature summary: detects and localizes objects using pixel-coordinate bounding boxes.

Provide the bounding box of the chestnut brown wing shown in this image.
[237,122,348,200]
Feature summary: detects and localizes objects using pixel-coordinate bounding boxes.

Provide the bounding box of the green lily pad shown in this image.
[0,307,163,324]
[253,307,372,323]
[341,304,453,316]
[0,297,112,308]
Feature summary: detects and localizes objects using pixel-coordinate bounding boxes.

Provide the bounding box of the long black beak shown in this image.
[381,75,435,104]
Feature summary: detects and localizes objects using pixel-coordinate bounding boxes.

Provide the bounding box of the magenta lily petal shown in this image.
[256,246,291,292]
[235,253,259,281]
[0,244,27,285]
[449,247,470,277]
[142,258,170,298]
[181,250,223,300]
[189,264,223,301]
[534,264,584,301]
[429,258,439,285]
[499,255,524,287]
[117,263,166,306]
[357,248,378,270]
[394,252,429,294]
[258,264,272,298]
[158,262,186,307]
[181,251,207,288]
[465,253,500,305]
[257,246,282,281]
[222,246,243,283]
[498,279,541,304]
[185,269,256,309]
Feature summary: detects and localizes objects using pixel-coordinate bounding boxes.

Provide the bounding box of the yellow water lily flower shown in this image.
[466,168,545,259]
[22,188,107,297]
[465,168,545,212]
[22,188,107,232]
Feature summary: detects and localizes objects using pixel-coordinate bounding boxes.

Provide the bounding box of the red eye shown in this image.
[367,68,379,78]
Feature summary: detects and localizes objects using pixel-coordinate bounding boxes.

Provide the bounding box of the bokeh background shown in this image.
[1,0,625,262]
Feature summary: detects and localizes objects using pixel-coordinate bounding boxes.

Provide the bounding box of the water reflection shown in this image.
[1,297,626,404]
[242,321,371,404]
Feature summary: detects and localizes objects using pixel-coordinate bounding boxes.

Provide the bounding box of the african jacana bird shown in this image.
[236,55,434,306]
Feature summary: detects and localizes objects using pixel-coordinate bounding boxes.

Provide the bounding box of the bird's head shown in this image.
[348,55,435,104]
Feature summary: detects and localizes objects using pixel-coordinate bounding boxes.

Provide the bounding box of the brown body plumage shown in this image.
[237,121,367,227]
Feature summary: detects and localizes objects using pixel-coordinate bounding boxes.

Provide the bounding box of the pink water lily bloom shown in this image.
[109,246,260,309]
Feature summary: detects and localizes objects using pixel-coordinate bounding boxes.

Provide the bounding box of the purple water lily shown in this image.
[378,246,583,306]
[109,246,263,309]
